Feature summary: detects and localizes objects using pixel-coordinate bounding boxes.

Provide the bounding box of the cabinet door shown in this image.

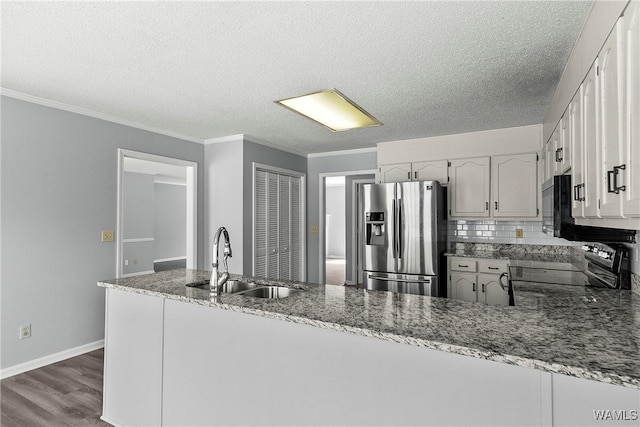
[570,88,585,219]
[378,163,411,183]
[412,160,448,184]
[449,157,490,217]
[491,153,538,217]
[543,139,554,182]
[582,61,601,218]
[478,273,509,306]
[599,19,625,218]
[551,125,562,175]
[624,1,640,218]
[559,111,571,173]
[450,272,477,302]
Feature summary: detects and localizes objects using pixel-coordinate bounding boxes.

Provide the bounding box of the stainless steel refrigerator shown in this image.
[360,181,447,296]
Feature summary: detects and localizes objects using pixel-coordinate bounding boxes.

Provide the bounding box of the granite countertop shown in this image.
[445,243,587,268]
[98,269,640,389]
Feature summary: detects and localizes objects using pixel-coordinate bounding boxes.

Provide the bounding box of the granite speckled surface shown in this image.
[445,243,586,266]
[98,268,640,389]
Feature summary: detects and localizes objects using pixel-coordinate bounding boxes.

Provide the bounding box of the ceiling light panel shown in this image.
[276,89,382,132]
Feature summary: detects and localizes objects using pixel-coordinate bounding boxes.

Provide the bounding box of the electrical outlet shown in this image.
[124,259,129,266]
[311,225,319,233]
[515,228,524,238]
[20,324,31,340]
[101,230,114,242]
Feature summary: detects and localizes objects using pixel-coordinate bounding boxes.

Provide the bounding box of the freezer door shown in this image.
[362,183,396,274]
[364,271,439,296]
[396,181,439,275]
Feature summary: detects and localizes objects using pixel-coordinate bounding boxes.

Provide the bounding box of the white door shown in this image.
[449,157,490,218]
[624,1,640,218]
[570,88,585,218]
[451,273,477,302]
[582,61,601,218]
[599,19,625,218]
[412,160,448,184]
[378,163,412,183]
[254,169,304,281]
[491,153,538,218]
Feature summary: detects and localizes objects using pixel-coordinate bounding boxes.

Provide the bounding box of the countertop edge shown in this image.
[97,281,640,389]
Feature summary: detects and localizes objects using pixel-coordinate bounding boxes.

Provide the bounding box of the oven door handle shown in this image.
[368,275,431,284]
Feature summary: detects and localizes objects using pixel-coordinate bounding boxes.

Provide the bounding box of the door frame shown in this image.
[116,149,198,278]
[351,178,375,285]
[318,169,376,285]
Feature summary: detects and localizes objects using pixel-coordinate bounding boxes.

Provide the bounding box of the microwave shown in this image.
[541,175,636,243]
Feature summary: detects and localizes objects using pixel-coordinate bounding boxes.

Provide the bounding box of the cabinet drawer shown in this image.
[478,259,509,274]
[450,257,477,272]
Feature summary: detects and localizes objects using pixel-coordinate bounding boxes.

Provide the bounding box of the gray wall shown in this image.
[1,96,205,370]
[344,174,375,283]
[307,151,377,284]
[154,183,187,261]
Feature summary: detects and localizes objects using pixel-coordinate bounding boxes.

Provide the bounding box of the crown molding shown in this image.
[307,146,377,158]
[205,133,308,157]
[1,88,204,144]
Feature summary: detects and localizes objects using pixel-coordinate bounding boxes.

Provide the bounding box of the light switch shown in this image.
[102,230,114,242]
[311,225,319,233]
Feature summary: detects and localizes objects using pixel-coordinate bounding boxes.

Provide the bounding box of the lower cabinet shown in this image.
[449,257,509,306]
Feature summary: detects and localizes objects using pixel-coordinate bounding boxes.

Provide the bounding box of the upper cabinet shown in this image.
[449,157,490,218]
[377,161,448,184]
[623,1,640,218]
[569,88,585,219]
[582,61,602,219]
[598,19,625,218]
[491,154,538,218]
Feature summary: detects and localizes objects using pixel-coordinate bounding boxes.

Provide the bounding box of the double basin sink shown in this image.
[186,279,298,299]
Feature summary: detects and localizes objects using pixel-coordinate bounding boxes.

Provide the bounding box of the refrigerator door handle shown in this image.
[397,202,402,259]
[368,275,432,284]
[391,199,397,258]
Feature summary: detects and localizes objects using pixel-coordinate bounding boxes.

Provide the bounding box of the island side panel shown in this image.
[162,298,547,426]
[102,288,164,426]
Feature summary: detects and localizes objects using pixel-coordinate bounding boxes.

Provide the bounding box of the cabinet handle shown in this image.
[485,201,489,211]
[481,284,485,292]
[414,171,418,180]
[472,283,476,292]
[607,164,626,194]
[555,148,563,162]
[457,264,469,268]
[574,184,579,201]
[579,184,586,202]
[488,266,499,270]
[494,201,498,209]
[408,172,411,180]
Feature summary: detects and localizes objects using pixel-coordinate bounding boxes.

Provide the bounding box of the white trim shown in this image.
[254,162,306,178]
[154,256,187,263]
[0,340,104,379]
[154,178,187,186]
[123,237,155,243]
[122,270,155,278]
[1,88,202,143]
[318,169,377,285]
[307,147,377,158]
[117,149,198,278]
[100,416,122,427]
[351,177,375,285]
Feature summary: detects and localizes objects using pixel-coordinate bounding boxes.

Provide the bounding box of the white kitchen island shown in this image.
[99,270,640,426]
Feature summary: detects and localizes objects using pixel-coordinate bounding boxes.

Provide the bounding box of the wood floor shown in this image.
[1,349,110,427]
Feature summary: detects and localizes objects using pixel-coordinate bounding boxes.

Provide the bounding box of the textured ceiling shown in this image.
[1,1,593,155]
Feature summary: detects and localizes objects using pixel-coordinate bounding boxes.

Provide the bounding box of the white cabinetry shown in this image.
[491,153,538,217]
[553,110,571,174]
[583,61,602,218]
[449,157,490,218]
[449,257,509,305]
[570,88,585,218]
[599,19,625,218]
[377,160,448,184]
[623,1,640,218]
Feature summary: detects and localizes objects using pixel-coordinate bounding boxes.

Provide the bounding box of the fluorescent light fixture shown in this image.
[276,89,382,132]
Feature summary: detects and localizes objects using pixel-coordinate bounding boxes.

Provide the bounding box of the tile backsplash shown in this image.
[448,220,569,246]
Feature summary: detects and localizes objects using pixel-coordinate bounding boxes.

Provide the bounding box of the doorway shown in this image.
[319,171,376,285]
[116,149,197,278]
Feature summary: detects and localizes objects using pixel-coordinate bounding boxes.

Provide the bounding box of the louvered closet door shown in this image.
[254,169,303,281]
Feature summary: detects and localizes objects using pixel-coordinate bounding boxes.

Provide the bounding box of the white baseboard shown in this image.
[154,256,187,263]
[0,339,104,379]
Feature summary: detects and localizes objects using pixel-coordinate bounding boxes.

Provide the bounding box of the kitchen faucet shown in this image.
[210,226,232,295]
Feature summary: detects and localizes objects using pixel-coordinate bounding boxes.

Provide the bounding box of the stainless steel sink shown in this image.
[186,279,259,293]
[239,286,298,299]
